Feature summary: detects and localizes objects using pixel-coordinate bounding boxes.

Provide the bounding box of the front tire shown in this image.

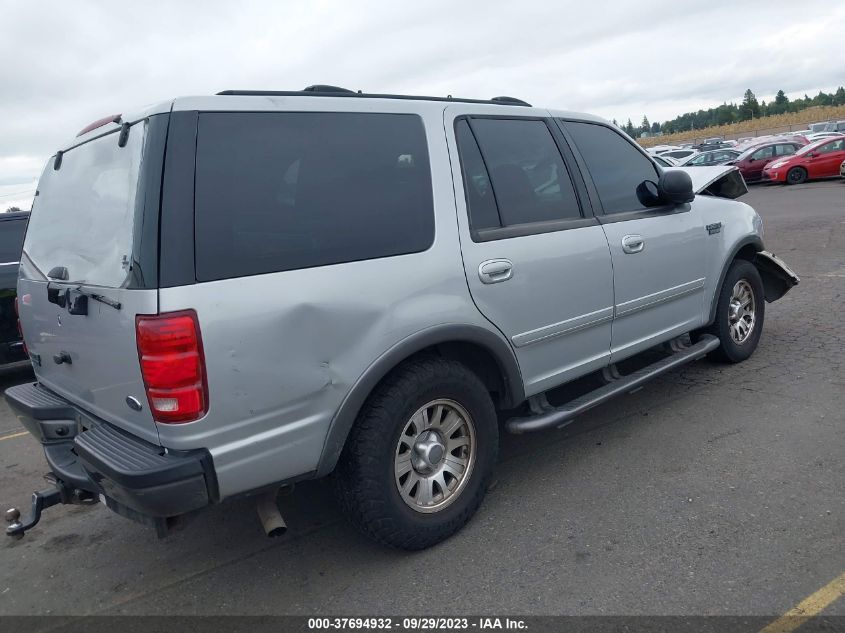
[786,167,807,185]
[334,357,498,550]
[696,259,765,363]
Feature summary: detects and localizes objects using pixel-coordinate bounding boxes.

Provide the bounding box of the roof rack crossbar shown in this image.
[216,89,531,107]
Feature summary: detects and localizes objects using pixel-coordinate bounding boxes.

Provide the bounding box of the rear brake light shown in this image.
[14,297,27,356]
[76,114,122,137]
[136,310,208,424]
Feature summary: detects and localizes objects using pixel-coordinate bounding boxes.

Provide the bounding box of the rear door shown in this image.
[558,119,708,362]
[445,108,614,395]
[18,119,165,444]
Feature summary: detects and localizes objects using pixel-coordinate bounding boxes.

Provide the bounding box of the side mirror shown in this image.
[636,180,661,207]
[658,170,694,205]
[807,152,817,158]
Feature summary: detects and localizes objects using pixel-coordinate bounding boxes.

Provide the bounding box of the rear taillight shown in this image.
[14,297,27,356]
[136,310,208,424]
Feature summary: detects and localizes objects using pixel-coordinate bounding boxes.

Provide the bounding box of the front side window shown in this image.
[564,121,659,214]
[194,112,434,281]
[751,146,775,161]
[817,139,845,153]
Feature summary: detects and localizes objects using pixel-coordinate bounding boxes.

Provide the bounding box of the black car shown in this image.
[0,212,30,368]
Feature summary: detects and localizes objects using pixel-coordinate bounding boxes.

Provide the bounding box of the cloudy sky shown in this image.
[2,0,844,211]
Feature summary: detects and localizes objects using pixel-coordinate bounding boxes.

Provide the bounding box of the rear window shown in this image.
[0,218,27,264]
[194,112,434,281]
[24,124,146,287]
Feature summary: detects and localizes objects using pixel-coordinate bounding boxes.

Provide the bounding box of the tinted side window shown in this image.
[470,118,581,226]
[455,120,500,231]
[775,144,796,156]
[565,121,659,214]
[0,219,27,263]
[195,113,434,281]
[751,146,774,160]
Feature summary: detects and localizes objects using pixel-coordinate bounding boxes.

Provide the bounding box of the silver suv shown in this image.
[6,87,798,549]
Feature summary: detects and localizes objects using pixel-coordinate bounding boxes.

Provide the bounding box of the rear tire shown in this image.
[334,357,498,550]
[695,259,764,363]
[786,167,807,185]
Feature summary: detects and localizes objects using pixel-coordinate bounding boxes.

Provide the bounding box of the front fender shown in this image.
[754,251,800,302]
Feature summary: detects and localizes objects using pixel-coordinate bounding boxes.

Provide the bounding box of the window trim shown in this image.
[453,114,593,243]
[555,118,684,221]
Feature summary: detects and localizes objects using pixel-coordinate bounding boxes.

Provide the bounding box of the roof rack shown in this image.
[216,86,531,107]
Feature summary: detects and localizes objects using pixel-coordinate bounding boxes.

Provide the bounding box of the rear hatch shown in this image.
[18,119,163,444]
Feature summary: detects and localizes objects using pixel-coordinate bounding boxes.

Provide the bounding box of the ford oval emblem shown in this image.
[125,396,143,412]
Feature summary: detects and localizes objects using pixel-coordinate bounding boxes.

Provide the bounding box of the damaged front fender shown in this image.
[755,250,800,302]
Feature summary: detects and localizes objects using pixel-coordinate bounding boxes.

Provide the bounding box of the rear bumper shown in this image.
[5,382,216,520]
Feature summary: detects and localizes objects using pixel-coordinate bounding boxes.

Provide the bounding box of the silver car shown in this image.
[5,87,798,549]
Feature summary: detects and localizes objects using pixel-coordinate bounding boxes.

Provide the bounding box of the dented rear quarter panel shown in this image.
[156,106,496,499]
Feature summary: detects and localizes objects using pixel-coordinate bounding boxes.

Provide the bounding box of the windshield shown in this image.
[24,123,146,287]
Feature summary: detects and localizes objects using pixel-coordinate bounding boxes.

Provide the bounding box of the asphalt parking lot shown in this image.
[0,180,842,618]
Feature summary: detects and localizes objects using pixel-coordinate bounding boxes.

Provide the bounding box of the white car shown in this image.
[652,154,681,167]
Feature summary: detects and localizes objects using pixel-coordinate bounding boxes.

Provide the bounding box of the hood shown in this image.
[670,165,747,200]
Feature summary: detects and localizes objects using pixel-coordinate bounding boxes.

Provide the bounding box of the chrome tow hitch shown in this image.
[5,483,96,539]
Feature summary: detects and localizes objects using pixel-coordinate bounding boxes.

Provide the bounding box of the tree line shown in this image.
[613,87,845,137]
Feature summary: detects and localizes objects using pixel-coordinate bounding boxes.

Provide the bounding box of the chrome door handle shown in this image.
[478,259,513,284]
[621,234,644,254]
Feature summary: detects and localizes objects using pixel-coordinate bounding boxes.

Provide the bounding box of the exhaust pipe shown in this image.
[256,491,287,538]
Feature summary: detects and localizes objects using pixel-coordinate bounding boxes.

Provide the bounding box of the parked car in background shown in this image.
[727,141,804,183]
[762,136,845,184]
[0,211,30,370]
[693,138,732,151]
[682,149,741,166]
[652,154,681,167]
[661,148,698,161]
[805,132,841,142]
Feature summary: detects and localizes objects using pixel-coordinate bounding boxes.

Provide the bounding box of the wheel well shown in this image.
[734,244,759,263]
[402,341,509,408]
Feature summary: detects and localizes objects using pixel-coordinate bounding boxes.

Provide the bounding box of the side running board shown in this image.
[506,334,720,434]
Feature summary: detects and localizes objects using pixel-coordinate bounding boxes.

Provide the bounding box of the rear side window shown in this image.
[455,120,500,231]
[564,121,659,215]
[775,144,796,156]
[457,118,581,231]
[0,219,27,263]
[194,112,434,281]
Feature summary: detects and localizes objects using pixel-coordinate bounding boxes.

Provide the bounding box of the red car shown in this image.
[762,136,845,184]
[727,140,804,183]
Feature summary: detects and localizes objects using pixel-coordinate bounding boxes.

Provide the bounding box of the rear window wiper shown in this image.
[77,288,122,310]
[46,271,122,312]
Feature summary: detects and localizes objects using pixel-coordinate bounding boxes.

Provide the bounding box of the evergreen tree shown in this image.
[738,89,760,120]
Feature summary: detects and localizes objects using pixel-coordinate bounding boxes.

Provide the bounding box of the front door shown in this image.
[445,108,615,396]
[806,138,845,178]
[559,119,708,362]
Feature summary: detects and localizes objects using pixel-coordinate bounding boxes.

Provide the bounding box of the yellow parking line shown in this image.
[0,430,28,442]
[759,572,845,633]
